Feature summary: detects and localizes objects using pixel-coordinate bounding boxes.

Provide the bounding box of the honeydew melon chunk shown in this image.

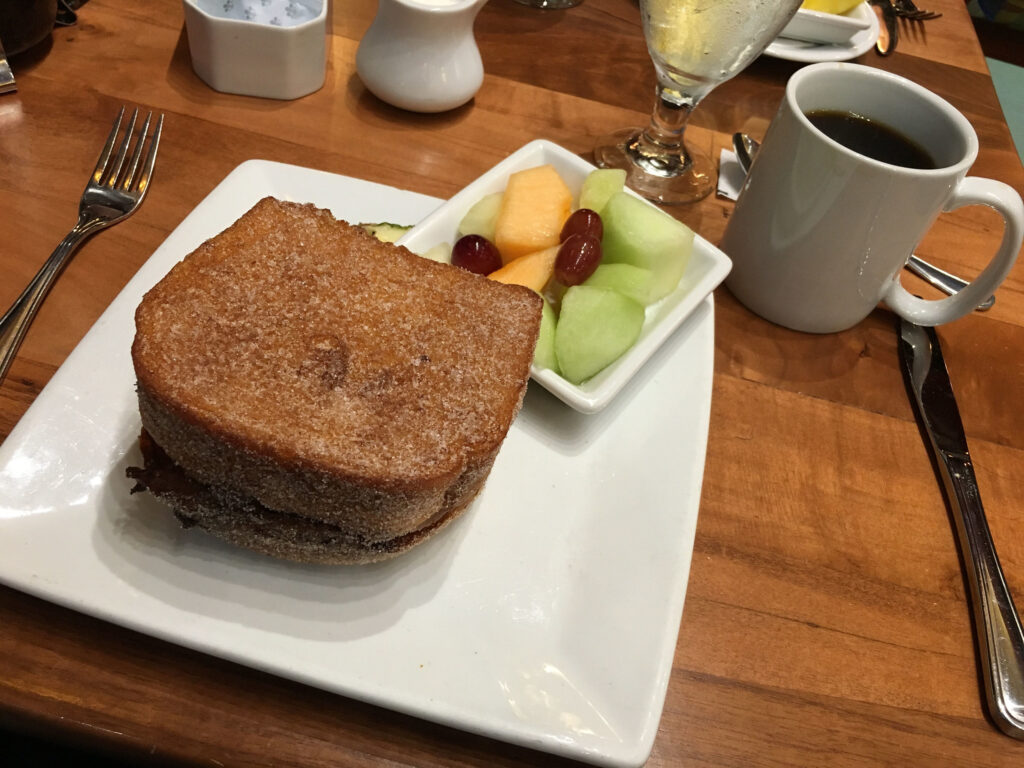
[359,222,412,243]
[533,299,559,373]
[457,192,503,242]
[578,168,626,214]
[554,286,644,384]
[582,263,657,306]
[416,242,452,263]
[601,191,693,303]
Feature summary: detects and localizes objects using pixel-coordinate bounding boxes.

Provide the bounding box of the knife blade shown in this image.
[898,318,1024,738]
[0,33,16,95]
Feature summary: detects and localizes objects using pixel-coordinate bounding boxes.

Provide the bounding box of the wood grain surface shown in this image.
[1,0,1023,765]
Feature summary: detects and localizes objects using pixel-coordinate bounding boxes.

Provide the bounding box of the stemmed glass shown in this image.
[595,0,804,204]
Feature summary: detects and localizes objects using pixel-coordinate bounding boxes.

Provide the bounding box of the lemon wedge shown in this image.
[800,0,862,13]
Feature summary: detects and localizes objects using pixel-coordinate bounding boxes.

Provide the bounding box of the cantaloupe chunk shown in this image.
[494,165,572,264]
[488,245,559,292]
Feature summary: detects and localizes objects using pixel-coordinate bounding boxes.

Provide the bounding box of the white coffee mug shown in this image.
[721,62,1023,333]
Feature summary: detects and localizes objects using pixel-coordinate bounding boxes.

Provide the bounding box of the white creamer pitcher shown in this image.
[356,0,487,113]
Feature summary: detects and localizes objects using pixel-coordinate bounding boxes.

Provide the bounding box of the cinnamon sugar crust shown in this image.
[130,198,541,559]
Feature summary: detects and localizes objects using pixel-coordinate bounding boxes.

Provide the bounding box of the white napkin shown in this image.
[717,149,745,201]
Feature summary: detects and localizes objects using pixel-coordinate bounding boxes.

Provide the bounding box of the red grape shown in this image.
[555,234,602,286]
[451,235,502,275]
[559,208,603,242]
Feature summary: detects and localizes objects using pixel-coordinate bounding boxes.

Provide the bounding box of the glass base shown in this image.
[510,0,582,8]
[594,127,716,205]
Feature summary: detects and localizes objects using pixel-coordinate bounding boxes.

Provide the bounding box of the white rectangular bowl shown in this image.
[779,2,873,45]
[398,140,732,414]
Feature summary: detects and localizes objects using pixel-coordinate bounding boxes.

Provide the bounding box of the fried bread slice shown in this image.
[129,197,542,563]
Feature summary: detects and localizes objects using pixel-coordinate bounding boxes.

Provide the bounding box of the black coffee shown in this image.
[805,109,936,170]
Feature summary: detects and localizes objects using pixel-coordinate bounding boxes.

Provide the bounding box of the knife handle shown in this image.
[939,453,1024,738]
[871,0,897,56]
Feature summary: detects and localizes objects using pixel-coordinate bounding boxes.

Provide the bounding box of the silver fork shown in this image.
[0,106,163,386]
[892,0,942,21]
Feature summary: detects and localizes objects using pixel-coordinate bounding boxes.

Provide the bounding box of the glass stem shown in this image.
[638,83,696,156]
[593,78,717,202]
[618,82,708,177]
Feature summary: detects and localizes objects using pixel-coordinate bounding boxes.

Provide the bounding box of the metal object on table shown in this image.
[56,0,83,27]
[510,0,582,7]
[731,131,759,174]
[0,33,15,94]
[0,106,163,386]
[898,318,1024,739]
[730,132,994,311]
[906,258,995,311]
[892,0,941,20]
[869,0,898,55]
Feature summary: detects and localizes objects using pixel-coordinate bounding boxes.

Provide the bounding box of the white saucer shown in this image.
[764,2,879,63]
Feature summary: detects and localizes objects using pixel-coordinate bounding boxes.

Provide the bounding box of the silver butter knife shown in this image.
[898,318,1024,738]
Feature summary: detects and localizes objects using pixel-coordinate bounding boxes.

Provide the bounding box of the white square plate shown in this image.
[399,140,731,414]
[0,158,715,767]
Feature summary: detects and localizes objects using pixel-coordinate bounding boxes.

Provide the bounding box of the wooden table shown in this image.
[2,0,1023,765]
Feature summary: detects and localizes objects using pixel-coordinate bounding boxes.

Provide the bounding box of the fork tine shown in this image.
[102,107,138,187]
[890,0,940,20]
[120,111,153,192]
[896,5,941,19]
[91,106,125,184]
[134,113,163,197]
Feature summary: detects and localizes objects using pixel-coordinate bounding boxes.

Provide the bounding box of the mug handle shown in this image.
[883,177,1024,326]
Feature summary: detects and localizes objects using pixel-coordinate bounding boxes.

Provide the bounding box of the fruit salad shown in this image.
[369,165,695,385]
